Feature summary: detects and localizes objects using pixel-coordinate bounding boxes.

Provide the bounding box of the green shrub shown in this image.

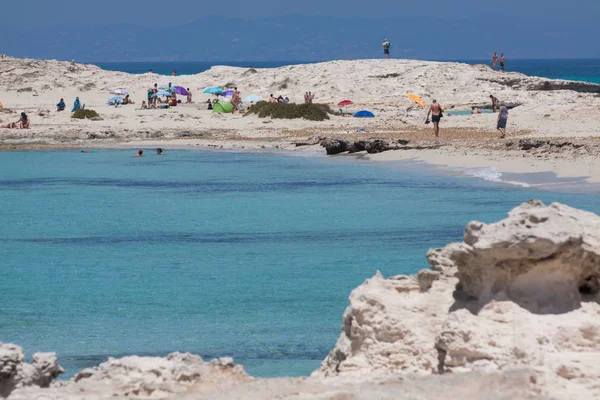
[246,102,331,121]
[372,73,401,79]
[72,109,99,119]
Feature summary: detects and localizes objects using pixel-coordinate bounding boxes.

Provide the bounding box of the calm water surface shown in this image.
[1,150,598,378]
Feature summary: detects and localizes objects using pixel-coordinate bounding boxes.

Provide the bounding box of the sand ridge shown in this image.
[1,55,600,182]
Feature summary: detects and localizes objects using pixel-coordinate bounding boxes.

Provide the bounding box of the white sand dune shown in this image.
[1,55,600,182]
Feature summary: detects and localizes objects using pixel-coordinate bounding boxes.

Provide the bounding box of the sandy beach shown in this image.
[1,55,600,182]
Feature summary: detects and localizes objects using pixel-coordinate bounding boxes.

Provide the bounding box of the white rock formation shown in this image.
[5,200,600,399]
[0,342,63,398]
[9,353,250,399]
[315,200,600,399]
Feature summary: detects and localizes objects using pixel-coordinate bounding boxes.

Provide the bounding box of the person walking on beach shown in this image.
[172,69,177,76]
[497,103,508,138]
[382,39,391,59]
[491,52,498,70]
[426,99,443,138]
[500,53,505,72]
[490,94,499,113]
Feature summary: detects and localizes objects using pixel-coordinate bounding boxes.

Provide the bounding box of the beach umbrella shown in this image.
[407,93,426,108]
[153,91,172,97]
[106,96,124,104]
[110,88,128,95]
[353,110,375,118]
[159,85,173,91]
[223,89,235,97]
[243,95,262,102]
[172,86,189,96]
[204,87,224,94]
[338,100,353,106]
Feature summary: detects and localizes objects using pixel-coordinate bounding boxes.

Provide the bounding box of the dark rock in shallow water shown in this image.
[321,139,350,155]
[323,138,412,155]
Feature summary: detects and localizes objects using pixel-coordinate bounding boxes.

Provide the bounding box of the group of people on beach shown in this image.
[56,97,83,112]
[2,112,29,129]
[143,82,193,109]
[269,94,290,104]
[303,92,315,103]
[491,52,506,72]
[133,148,164,157]
[426,94,509,139]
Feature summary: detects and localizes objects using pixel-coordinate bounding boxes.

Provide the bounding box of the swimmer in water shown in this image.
[156,148,164,155]
[134,149,143,157]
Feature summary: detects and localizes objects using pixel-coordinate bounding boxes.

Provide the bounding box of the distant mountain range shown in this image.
[1,15,598,62]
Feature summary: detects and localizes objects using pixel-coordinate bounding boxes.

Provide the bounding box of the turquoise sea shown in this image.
[1,150,599,378]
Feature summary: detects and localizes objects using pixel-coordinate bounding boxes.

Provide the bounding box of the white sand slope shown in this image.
[1,55,599,142]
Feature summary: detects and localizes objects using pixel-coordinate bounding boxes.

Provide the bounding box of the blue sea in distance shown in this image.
[94,58,600,84]
[1,150,599,379]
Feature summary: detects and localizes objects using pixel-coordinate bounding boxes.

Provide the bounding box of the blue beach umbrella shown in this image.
[353,110,375,118]
[204,87,224,94]
[153,91,172,98]
[159,85,173,91]
[106,96,124,104]
[243,95,262,102]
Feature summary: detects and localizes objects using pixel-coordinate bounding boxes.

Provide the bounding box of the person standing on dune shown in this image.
[492,52,498,70]
[500,53,505,72]
[382,39,391,59]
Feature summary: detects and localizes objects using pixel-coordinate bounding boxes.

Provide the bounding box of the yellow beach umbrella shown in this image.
[406,93,426,108]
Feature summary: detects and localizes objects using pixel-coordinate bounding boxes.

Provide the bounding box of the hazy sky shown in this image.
[2,1,598,60]
[5,0,597,27]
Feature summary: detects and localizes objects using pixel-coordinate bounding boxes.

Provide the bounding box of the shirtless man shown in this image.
[426,100,443,138]
[231,88,240,112]
[491,52,498,71]
[500,54,505,72]
[490,94,499,113]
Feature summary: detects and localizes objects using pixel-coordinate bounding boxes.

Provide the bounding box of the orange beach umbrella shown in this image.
[406,93,426,108]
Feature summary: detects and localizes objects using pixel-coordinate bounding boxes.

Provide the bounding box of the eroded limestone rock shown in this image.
[315,200,600,399]
[10,353,249,399]
[0,342,62,398]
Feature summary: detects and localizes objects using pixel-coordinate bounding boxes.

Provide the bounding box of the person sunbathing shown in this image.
[19,112,30,129]
[2,122,18,129]
[122,95,135,105]
[3,113,30,129]
[56,98,66,112]
[141,101,148,109]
